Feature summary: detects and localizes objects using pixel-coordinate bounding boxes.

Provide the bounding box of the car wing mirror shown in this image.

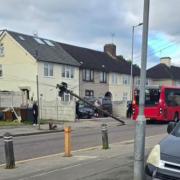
[167,122,176,134]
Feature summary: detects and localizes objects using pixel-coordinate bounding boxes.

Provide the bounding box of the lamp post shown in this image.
[133,0,150,180]
[130,22,143,101]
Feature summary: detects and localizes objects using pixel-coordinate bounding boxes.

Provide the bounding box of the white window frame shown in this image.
[112,73,118,84]
[62,65,74,79]
[0,44,4,57]
[123,92,128,101]
[123,75,130,85]
[44,63,53,77]
[135,78,140,86]
[0,64,2,77]
[61,92,73,102]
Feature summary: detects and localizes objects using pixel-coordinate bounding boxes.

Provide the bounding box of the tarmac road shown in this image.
[0,121,167,165]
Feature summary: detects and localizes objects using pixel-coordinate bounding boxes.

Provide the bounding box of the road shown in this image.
[0,121,167,165]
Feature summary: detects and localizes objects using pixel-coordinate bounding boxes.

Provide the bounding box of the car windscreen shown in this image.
[172,122,180,137]
[135,88,160,106]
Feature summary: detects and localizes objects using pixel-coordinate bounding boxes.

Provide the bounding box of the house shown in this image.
[0,29,141,118]
[60,43,140,102]
[0,30,80,103]
[147,57,180,86]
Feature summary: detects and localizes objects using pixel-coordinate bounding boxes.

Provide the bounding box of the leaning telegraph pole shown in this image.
[133,0,150,180]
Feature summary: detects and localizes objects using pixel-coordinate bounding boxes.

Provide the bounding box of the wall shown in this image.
[108,73,131,101]
[38,62,79,101]
[0,32,38,100]
[150,79,173,86]
[40,99,75,122]
[79,70,109,98]
[112,101,127,117]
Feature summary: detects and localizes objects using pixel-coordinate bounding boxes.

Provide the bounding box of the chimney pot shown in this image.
[160,57,171,67]
[104,44,116,58]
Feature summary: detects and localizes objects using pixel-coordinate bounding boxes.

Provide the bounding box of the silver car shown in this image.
[146,121,180,179]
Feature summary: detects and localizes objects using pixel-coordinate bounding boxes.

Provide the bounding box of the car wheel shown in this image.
[174,113,179,123]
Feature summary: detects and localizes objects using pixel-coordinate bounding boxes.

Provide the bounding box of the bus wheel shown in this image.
[174,113,179,123]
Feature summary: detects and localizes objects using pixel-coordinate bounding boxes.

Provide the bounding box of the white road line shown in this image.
[62,163,82,170]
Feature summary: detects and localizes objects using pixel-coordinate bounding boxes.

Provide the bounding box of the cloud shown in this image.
[0,0,179,68]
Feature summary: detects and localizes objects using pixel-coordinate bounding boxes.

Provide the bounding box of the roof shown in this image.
[60,42,140,75]
[5,30,140,75]
[147,63,180,80]
[6,30,80,67]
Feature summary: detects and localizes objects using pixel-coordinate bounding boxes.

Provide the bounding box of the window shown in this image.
[85,90,94,97]
[135,78,140,86]
[61,93,73,102]
[0,44,4,57]
[123,75,130,85]
[44,39,54,46]
[82,69,94,81]
[44,63,53,77]
[175,81,180,86]
[0,65,2,77]
[19,36,25,41]
[100,72,107,83]
[112,73,118,84]
[62,65,74,78]
[123,92,128,101]
[34,37,45,44]
[165,89,180,106]
[146,79,151,85]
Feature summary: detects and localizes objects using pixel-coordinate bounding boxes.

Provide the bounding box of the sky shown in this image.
[0,0,180,68]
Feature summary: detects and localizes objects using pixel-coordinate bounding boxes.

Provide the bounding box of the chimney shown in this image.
[160,57,171,67]
[104,44,116,58]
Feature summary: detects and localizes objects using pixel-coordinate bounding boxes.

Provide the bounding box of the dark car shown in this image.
[76,100,94,119]
[98,97,112,117]
[146,121,180,179]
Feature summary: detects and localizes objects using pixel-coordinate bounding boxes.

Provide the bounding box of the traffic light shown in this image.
[56,82,68,97]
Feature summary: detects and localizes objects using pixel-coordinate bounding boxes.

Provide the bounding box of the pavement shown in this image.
[0,133,166,180]
[0,117,133,138]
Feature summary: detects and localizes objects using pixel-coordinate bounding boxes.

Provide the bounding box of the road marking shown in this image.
[31,169,60,178]
[0,133,166,168]
[74,155,97,160]
[62,163,82,170]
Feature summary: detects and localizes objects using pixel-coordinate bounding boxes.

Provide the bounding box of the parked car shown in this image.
[76,100,95,119]
[146,121,180,179]
[98,97,112,117]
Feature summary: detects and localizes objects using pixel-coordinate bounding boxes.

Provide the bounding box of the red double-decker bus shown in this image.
[132,86,180,122]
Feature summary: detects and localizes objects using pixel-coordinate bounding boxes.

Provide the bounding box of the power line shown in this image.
[133,38,180,61]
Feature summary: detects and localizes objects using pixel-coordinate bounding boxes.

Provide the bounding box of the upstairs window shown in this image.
[44,63,53,77]
[0,44,4,57]
[100,72,107,83]
[83,69,94,81]
[135,78,140,86]
[123,75,130,85]
[0,65,2,77]
[62,65,74,78]
[112,73,118,84]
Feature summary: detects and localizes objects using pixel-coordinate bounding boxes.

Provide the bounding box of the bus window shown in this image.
[165,89,180,106]
[134,88,160,106]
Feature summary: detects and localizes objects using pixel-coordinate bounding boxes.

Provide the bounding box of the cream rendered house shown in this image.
[0,30,80,104]
[60,43,140,102]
